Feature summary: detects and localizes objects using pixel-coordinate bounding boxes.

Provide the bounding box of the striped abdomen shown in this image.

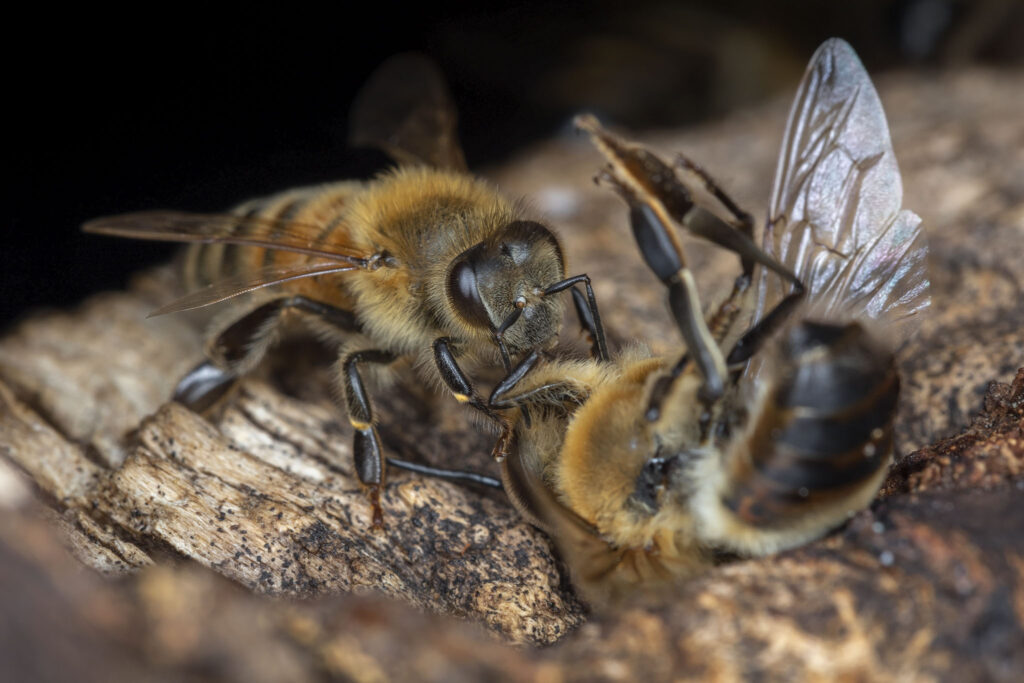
[721,321,898,528]
[181,181,364,298]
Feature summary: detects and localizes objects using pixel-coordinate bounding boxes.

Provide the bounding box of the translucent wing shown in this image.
[148,261,358,317]
[83,211,372,264]
[349,53,467,171]
[752,38,929,362]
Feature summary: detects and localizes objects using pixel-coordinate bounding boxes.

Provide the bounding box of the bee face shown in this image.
[445,220,566,354]
[557,363,705,544]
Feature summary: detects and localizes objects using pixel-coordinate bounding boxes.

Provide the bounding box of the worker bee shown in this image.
[83,54,608,526]
[487,38,930,603]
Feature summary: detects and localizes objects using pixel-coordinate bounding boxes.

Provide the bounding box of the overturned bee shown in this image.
[487,39,930,602]
[83,55,608,526]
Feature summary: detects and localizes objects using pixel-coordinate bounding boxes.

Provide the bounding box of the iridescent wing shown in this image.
[752,38,929,361]
[349,52,468,171]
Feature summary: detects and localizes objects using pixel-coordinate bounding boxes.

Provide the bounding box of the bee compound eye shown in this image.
[447,249,492,330]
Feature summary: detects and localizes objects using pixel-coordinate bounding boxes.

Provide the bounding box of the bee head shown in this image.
[445,220,566,356]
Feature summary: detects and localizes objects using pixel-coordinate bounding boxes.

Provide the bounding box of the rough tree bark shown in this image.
[2,66,1022,681]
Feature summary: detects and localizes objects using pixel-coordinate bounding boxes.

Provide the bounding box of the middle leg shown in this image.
[338,348,397,528]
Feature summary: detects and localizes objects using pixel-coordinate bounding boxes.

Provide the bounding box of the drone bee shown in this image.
[83,54,608,526]
[487,39,930,602]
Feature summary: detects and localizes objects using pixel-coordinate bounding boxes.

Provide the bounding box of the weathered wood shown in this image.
[1,66,1022,678]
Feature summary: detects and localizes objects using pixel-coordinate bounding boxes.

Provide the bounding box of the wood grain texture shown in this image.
[1,65,1022,679]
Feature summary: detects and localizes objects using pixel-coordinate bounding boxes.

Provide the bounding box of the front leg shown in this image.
[339,348,397,528]
[432,338,515,460]
[570,287,608,360]
[542,274,609,362]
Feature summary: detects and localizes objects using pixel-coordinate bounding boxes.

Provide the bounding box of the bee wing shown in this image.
[83,211,373,264]
[349,53,468,171]
[752,38,930,355]
[148,261,358,317]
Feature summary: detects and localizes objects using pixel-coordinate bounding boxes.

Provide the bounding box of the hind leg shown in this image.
[174,295,358,412]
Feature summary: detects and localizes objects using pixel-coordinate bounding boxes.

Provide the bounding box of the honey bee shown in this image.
[83,54,608,526]
[487,39,930,602]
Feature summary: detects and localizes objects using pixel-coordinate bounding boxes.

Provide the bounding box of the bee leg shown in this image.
[173,360,239,413]
[489,350,585,413]
[339,349,398,528]
[623,188,728,403]
[678,206,802,286]
[542,274,608,361]
[621,167,801,410]
[570,287,609,361]
[208,295,358,369]
[578,117,797,288]
[674,154,754,235]
[386,458,503,489]
[725,286,807,369]
[573,129,728,401]
[488,349,543,409]
[176,296,358,412]
[433,337,515,460]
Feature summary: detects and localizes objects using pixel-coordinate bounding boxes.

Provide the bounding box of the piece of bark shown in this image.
[1,64,1022,677]
[0,371,1020,681]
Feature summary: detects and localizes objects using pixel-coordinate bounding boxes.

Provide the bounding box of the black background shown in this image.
[6,1,1021,328]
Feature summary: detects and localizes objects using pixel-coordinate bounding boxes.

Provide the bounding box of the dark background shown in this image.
[6,0,1021,328]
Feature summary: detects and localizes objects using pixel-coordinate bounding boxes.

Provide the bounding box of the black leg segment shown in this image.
[726,286,807,368]
[570,287,606,360]
[673,154,754,237]
[179,295,358,411]
[666,271,727,402]
[544,274,609,362]
[489,350,543,409]
[340,348,397,528]
[212,295,358,369]
[433,337,516,459]
[173,360,239,413]
[387,458,503,489]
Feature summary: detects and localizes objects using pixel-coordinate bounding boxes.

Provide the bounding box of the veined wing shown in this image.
[349,53,468,171]
[83,211,372,265]
[148,261,358,317]
[753,38,929,350]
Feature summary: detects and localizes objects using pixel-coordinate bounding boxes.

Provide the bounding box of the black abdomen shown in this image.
[723,321,898,527]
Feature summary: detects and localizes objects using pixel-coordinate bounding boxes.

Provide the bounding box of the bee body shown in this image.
[181,168,530,362]
[182,180,364,299]
[85,57,608,527]
[493,39,929,603]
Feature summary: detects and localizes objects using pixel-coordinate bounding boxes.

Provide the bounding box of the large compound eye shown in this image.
[447,245,493,329]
